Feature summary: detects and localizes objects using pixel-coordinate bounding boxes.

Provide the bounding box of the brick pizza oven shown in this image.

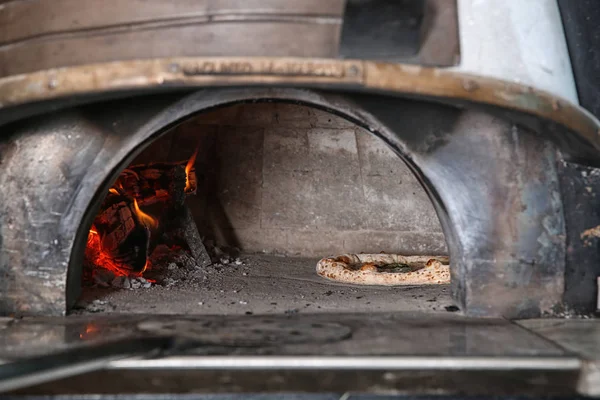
[0,0,598,321]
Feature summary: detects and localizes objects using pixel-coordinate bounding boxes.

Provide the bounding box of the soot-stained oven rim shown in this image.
[0,80,593,318]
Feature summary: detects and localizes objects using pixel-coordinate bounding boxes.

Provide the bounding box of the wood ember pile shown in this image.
[84,152,212,288]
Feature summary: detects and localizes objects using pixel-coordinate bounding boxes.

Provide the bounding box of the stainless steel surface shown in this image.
[0,312,589,395]
[517,318,600,358]
[0,0,461,79]
[0,313,597,395]
[110,355,581,371]
[0,0,345,44]
[518,318,600,397]
[0,0,578,107]
[0,313,567,361]
[0,0,345,77]
[339,0,460,66]
[0,337,170,393]
[453,0,578,103]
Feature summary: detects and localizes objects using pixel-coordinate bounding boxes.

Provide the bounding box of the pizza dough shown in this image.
[316,253,450,286]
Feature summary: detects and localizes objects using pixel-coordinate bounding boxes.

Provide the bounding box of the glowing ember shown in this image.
[185,148,198,193]
[86,227,131,277]
[86,184,158,278]
[133,198,158,230]
[86,226,153,277]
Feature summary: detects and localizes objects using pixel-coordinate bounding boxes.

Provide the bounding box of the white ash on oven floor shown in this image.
[83,243,242,291]
[74,251,454,315]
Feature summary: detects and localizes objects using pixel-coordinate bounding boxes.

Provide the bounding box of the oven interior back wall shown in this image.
[134,102,447,257]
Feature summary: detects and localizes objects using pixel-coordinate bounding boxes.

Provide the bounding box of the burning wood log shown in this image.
[115,158,197,206]
[155,166,212,268]
[85,150,211,277]
[90,195,150,273]
[152,163,212,269]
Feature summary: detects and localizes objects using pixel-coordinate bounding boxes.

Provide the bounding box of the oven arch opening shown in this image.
[73,98,451,314]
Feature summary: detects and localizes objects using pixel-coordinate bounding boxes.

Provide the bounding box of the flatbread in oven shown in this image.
[316,253,450,286]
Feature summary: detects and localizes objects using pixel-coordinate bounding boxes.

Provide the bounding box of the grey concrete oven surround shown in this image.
[0,0,599,321]
[0,87,594,319]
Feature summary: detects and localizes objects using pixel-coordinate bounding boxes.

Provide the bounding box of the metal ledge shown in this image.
[110,355,581,371]
[0,57,598,161]
[0,313,590,396]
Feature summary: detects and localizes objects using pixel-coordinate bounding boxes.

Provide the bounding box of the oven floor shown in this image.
[74,254,454,315]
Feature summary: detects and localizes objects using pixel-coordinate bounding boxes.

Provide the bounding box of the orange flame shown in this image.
[109,188,119,195]
[133,198,158,230]
[140,259,150,274]
[185,147,198,192]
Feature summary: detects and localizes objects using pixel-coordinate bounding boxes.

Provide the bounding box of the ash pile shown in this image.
[141,242,245,289]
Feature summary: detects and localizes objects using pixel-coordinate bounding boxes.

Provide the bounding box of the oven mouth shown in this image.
[68,98,451,316]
